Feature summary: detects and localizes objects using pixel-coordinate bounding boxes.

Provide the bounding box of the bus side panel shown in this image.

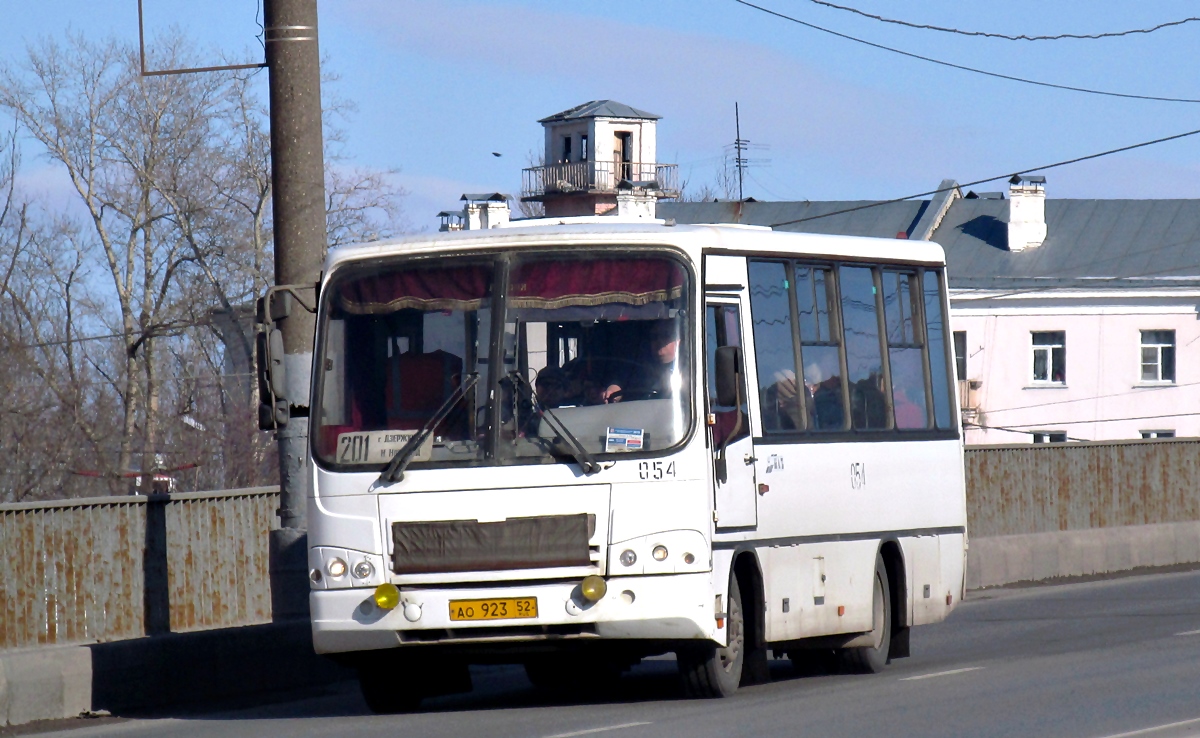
[898,532,964,626]
[761,541,877,643]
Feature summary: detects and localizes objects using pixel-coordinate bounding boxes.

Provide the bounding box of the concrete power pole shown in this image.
[264,0,326,618]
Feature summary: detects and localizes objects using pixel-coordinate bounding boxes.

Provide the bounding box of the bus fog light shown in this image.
[683,552,695,565]
[353,560,374,579]
[652,545,668,561]
[373,583,400,610]
[326,558,347,578]
[580,575,607,602]
[619,549,637,567]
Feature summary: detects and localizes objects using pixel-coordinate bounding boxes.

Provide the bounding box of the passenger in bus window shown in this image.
[768,369,803,430]
[535,366,584,408]
[804,355,844,429]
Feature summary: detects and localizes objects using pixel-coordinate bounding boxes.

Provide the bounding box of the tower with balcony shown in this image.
[521,100,678,218]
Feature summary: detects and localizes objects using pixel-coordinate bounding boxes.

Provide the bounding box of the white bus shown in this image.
[291,219,967,711]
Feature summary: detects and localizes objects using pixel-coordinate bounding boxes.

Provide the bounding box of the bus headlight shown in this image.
[353,560,374,579]
[652,545,669,561]
[619,549,637,567]
[326,558,348,578]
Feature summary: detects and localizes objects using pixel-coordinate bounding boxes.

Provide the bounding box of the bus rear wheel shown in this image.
[841,554,891,674]
[678,576,744,698]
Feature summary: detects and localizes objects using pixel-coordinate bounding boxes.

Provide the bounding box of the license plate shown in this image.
[448,597,538,622]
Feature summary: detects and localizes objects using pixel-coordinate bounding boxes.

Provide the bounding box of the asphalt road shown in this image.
[23,569,1200,738]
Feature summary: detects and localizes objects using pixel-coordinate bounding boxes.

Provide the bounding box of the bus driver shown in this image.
[600,319,681,403]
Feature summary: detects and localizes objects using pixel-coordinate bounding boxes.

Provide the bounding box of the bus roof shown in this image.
[323,220,947,274]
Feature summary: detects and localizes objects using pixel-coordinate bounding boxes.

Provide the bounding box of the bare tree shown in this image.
[0,34,410,499]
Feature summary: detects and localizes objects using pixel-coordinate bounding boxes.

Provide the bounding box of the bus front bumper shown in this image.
[310,572,717,655]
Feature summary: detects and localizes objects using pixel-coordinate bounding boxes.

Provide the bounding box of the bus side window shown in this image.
[881,270,929,429]
[705,304,749,447]
[796,265,846,430]
[922,270,955,429]
[838,266,890,430]
[748,261,801,432]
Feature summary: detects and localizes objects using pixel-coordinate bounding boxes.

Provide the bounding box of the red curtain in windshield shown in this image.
[336,264,491,314]
[335,258,684,315]
[510,258,684,309]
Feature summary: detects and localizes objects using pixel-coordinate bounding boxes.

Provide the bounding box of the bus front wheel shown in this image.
[841,554,892,674]
[678,576,744,698]
[357,662,424,714]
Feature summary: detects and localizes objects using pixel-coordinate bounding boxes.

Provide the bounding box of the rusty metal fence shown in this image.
[4,440,1199,651]
[0,487,279,651]
[965,438,1200,538]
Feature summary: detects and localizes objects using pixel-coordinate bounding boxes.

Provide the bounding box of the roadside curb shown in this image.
[0,620,349,727]
[967,521,1200,589]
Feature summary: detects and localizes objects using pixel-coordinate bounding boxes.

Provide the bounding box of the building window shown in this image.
[1032,331,1066,383]
[953,331,967,380]
[1140,330,1175,382]
[562,135,572,163]
[580,134,588,161]
[1141,430,1175,439]
[1032,431,1067,443]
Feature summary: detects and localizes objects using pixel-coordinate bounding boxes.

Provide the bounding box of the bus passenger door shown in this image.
[706,300,757,529]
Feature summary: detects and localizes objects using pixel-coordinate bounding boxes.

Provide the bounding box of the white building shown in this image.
[661,177,1200,444]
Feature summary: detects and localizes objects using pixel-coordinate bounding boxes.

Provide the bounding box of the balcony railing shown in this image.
[522,161,679,199]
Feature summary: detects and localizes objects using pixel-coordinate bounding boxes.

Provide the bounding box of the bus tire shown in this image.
[842,554,891,674]
[678,575,744,698]
[357,662,423,714]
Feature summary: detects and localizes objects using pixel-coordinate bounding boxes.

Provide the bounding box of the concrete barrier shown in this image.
[0,620,350,727]
[967,521,1200,589]
[6,522,1200,726]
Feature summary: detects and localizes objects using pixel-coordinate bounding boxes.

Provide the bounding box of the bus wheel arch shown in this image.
[879,539,911,659]
[732,551,770,684]
[678,548,767,697]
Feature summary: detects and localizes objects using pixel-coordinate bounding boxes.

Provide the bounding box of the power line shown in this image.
[733,0,1200,104]
[975,379,1200,417]
[1,317,240,352]
[965,422,1090,443]
[802,0,1200,42]
[976,411,1200,430]
[768,125,1200,228]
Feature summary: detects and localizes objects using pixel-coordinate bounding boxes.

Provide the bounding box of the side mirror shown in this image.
[715,345,742,407]
[256,327,289,430]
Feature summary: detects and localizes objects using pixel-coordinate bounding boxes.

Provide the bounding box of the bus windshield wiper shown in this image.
[379,372,480,484]
[508,370,600,475]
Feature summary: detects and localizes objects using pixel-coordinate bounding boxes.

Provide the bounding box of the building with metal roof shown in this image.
[661,178,1200,445]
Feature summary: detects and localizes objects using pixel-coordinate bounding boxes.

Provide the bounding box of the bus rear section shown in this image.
[289,223,966,711]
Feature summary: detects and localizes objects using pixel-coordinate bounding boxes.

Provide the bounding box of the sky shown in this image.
[4,0,1200,231]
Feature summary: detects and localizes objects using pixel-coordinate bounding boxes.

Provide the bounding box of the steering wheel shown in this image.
[605,387,661,403]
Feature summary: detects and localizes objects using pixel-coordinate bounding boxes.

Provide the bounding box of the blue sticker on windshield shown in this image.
[605,427,644,453]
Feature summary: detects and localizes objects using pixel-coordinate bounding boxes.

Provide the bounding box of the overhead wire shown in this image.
[1,317,239,352]
[766,125,1200,228]
[971,379,1200,418]
[733,0,1200,104]
[964,422,1090,443]
[801,0,1200,42]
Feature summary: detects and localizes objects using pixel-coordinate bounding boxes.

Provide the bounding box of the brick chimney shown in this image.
[1007,175,1046,251]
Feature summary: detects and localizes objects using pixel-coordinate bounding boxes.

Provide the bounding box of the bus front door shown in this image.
[706,300,758,529]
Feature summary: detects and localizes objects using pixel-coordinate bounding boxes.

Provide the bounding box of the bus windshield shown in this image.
[313,249,692,470]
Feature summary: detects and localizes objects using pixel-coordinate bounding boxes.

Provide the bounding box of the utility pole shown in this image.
[734,102,747,201]
[264,0,326,618]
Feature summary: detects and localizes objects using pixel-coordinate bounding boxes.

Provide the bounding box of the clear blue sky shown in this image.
[5,0,1200,230]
